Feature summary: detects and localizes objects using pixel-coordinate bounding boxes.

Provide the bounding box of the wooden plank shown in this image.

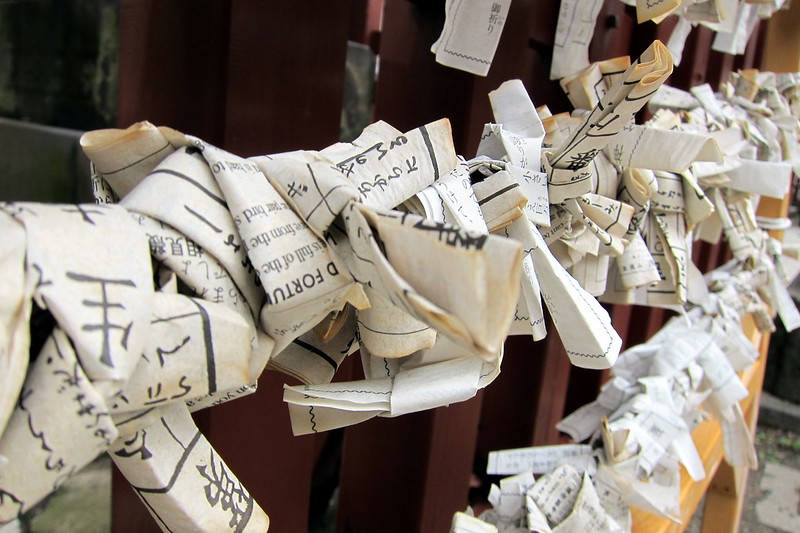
[222,0,352,155]
[706,49,737,90]
[206,372,318,533]
[762,0,800,73]
[336,395,483,533]
[589,1,636,62]
[111,466,161,533]
[669,25,715,90]
[116,0,230,144]
[758,194,792,241]
[628,10,674,58]
[373,0,475,153]
[203,4,353,531]
[699,320,768,533]
[478,321,573,450]
[113,4,233,530]
[347,0,383,48]
[743,21,768,72]
[625,306,669,347]
[632,417,725,533]
[531,330,574,445]
[418,395,486,532]
[562,305,620,419]
[561,304,631,419]
[701,463,746,533]
[476,335,552,458]
[694,240,722,274]
[114,3,354,531]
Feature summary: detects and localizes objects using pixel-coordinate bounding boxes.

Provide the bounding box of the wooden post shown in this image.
[762,0,800,73]
[205,3,352,532]
[116,0,230,144]
[113,2,353,532]
[336,396,484,533]
[699,327,769,533]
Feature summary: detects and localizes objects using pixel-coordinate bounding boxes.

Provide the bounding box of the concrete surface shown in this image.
[756,462,800,532]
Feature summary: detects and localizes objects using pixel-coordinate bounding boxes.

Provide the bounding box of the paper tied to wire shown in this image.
[338,203,521,358]
[408,158,489,232]
[550,0,605,80]
[477,79,550,226]
[0,200,266,526]
[475,77,630,347]
[546,40,674,205]
[0,202,154,394]
[612,168,661,290]
[727,230,800,335]
[431,0,512,76]
[603,166,715,308]
[281,149,529,434]
[0,328,117,521]
[487,443,595,477]
[478,105,625,360]
[109,402,270,532]
[188,147,366,396]
[602,101,724,306]
[596,453,682,522]
[623,0,786,58]
[5,56,798,532]
[604,124,724,174]
[553,259,796,523]
[725,158,793,199]
[502,216,622,369]
[561,193,635,260]
[648,84,701,112]
[497,66,639,299]
[412,157,547,342]
[547,192,634,298]
[119,145,264,327]
[108,291,255,416]
[666,15,693,66]
[80,121,190,201]
[86,118,520,387]
[712,2,760,56]
[560,56,632,112]
[451,511,499,533]
[467,464,624,533]
[283,336,502,435]
[7,116,528,528]
[456,63,800,531]
[255,119,522,362]
[81,123,272,403]
[635,0,682,24]
[605,67,800,308]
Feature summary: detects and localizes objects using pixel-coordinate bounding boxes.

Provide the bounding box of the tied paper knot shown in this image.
[282,154,536,435]
[550,248,800,524]
[474,77,636,367]
[546,41,674,205]
[0,116,529,529]
[0,205,270,531]
[252,119,523,361]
